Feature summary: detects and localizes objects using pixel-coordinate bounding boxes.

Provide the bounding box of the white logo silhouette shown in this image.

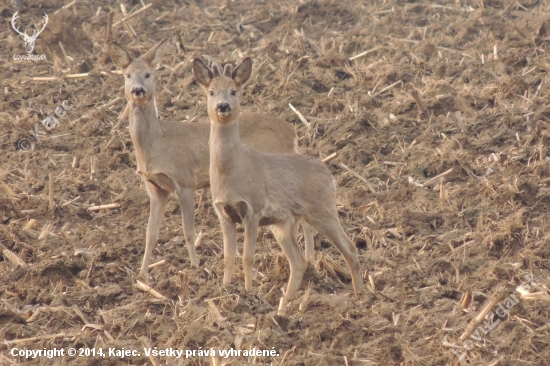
[11,11,48,54]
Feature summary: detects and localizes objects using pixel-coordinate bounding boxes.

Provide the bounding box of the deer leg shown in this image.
[221,218,238,285]
[309,215,363,296]
[214,203,238,285]
[271,221,307,313]
[242,213,259,291]
[302,221,315,262]
[140,180,170,280]
[176,186,199,267]
[197,188,208,212]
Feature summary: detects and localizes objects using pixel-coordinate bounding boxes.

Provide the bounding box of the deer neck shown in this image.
[128,99,162,168]
[209,119,244,174]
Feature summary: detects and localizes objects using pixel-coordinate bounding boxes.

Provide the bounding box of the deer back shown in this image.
[239,112,298,153]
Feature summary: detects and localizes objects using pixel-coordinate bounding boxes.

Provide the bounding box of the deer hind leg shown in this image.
[140,180,171,280]
[302,221,315,262]
[270,221,307,313]
[308,214,363,297]
[175,186,199,267]
[197,188,208,212]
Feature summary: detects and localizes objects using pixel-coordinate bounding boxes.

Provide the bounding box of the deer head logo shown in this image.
[11,11,49,54]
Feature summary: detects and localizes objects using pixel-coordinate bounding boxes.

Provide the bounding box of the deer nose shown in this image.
[216,103,231,113]
[131,87,146,97]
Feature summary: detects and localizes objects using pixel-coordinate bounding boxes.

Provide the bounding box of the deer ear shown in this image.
[109,41,132,69]
[233,57,252,87]
[142,38,168,67]
[193,58,213,87]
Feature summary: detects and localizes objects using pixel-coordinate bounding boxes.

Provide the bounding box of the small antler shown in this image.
[223,63,233,77]
[211,61,221,78]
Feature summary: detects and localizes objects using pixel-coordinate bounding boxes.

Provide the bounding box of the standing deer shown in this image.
[109,39,314,280]
[11,11,48,54]
[193,57,363,312]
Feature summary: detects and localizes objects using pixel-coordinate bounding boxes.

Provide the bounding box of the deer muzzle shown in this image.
[131,87,146,98]
[216,103,231,117]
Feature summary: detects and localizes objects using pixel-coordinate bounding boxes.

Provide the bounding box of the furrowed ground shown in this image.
[1,0,550,365]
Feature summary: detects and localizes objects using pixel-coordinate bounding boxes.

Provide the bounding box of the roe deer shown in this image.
[193,57,363,312]
[109,39,314,280]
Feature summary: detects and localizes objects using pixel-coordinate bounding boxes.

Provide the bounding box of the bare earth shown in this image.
[1,0,550,365]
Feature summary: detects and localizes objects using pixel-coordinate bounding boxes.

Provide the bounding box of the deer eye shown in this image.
[209,91,214,97]
[126,73,131,79]
[145,73,151,79]
[231,90,237,96]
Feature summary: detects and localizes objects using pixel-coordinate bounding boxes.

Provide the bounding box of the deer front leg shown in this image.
[214,203,238,285]
[141,180,170,280]
[221,218,238,285]
[242,213,259,291]
[176,186,199,267]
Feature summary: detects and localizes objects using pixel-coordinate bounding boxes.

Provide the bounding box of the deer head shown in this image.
[11,11,49,54]
[109,38,168,107]
[193,57,252,125]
